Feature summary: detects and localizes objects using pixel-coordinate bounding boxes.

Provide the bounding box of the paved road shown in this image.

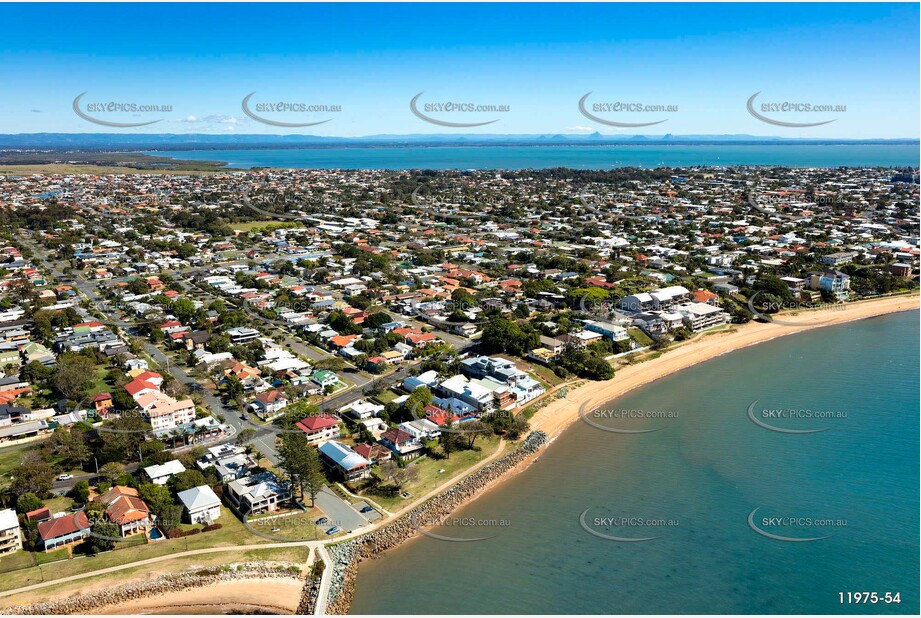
[21,238,278,464]
[314,545,333,615]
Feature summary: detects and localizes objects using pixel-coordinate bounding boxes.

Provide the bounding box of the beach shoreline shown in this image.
[91,579,302,615]
[529,294,919,442]
[5,295,916,615]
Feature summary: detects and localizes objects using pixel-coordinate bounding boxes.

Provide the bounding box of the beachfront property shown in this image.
[226,471,291,514]
[379,427,424,460]
[808,270,852,298]
[97,486,153,537]
[177,485,222,524]
[37,512,91,552]
[0,508,22,555]
[318,440,372,481]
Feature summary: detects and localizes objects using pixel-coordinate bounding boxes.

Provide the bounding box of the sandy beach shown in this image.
[91,578,303,615]
[530,294,919,441]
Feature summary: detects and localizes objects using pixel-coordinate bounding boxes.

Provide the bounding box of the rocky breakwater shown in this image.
[4,563,304,615]
[325,431,548,614]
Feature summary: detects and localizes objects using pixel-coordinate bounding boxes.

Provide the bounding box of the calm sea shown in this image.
[349,311,919,614]
[150,144,919,170]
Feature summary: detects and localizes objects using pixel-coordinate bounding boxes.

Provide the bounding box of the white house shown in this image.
[0,508,22,555]
[143,460,187,485]
[177,485,222,524]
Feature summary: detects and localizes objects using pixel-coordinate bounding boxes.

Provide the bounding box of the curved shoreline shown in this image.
[530,294,919,442]
[335,294,919,615]
[3,295,916,614]
[4,565,305,615]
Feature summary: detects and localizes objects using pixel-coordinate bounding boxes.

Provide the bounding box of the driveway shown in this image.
[314,486,369,533]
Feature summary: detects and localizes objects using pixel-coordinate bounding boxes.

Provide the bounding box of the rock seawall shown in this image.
[4,563,304,615]
[326,430,548,614]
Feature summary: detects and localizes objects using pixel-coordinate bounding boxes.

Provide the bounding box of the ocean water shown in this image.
[150,144,919,170]
[349,311,919,614]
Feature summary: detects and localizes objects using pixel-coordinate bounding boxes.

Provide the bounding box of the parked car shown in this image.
[316,517,329,525]
[325,526,340,535]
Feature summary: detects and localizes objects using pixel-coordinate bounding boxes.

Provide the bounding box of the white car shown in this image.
[57,473,74,481]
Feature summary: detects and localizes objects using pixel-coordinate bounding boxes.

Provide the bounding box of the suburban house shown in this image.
[226,471,291,515]
[37,512,91,551]
[248,389,288,420]
[398,418,442,441]
[311,370,340,389]
[0,508,22,555]
[144,459,187,485]
[295,414,341,444]
[177,485,222,524]
[379,427,424,460]
[97,486,152,537]
[344,399,384,419]
[318,440,372,481]
[353,442,392,465]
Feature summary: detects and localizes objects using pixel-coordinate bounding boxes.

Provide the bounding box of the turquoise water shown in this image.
[349,311,919,614]
[150,144,919,170]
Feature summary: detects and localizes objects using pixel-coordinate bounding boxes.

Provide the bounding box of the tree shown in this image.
[236,428,257,446]
[15,492,44,514]
[171,469,207,492]
[98,462,123,483]
[82,521,120,554]
[99,415,150,463]
[71,480,91,503]
[10,452,54,498]
[52,354,96,400]
[45,426,91,469]
[19,360,54,384]
[439,431,457,459]
[138,482,175,518]
[277,432,326,505]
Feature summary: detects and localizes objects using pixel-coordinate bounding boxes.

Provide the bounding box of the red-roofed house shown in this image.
[380,428,423,459]
[37,512,91,551]
[353,442,392,464]
[295,414,341,444]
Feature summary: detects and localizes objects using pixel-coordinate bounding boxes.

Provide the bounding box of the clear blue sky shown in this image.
[1,2,918,138]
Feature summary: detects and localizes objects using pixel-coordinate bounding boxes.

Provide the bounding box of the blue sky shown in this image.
[1,3,918,138]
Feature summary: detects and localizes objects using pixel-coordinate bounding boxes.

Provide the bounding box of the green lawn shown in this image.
[628,327,654,347]
[3,546,310,606]
[363,435,504,511]
[0,505,276,592]
[371,389,401,405]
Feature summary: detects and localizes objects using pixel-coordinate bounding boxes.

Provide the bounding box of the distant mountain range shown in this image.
[0,132,917,150]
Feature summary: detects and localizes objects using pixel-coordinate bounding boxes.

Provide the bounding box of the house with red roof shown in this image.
[295,414,341,444]
[97,486,152,537]
[379,427,423,459]
[37,511,91,552]
[353,442,392,465]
